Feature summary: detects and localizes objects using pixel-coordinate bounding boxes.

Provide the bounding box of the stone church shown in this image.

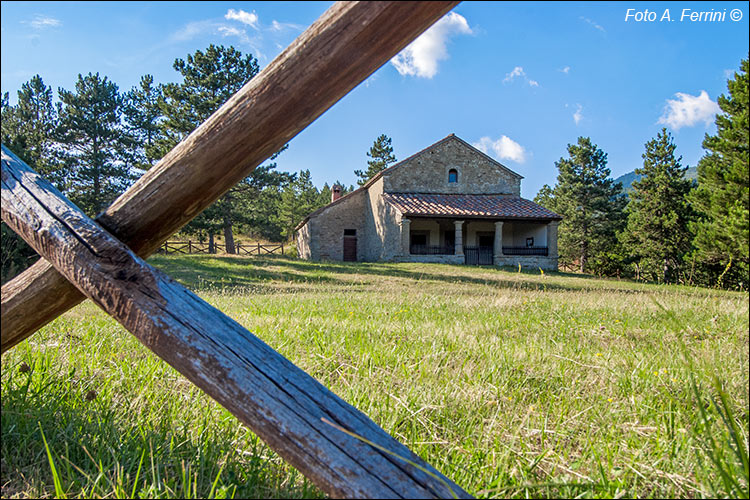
[295,134,562,270]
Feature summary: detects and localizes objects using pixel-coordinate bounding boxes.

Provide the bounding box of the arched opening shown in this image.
[448,168,458,183]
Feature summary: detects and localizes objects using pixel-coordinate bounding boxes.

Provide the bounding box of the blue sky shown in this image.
[1,1,748,198]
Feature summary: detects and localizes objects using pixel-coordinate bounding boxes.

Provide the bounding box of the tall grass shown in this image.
[2,255,748,498]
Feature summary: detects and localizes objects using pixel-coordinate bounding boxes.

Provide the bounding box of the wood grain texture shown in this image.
[2,146,471,499]
[1,0,460,353]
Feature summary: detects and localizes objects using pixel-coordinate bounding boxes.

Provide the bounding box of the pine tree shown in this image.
[689,58,749,288]
[277,170,322,239]
[354,134,396,186]
[533,184,555,208]
[123,74,164,171]
[621,128,694,283]
[1,75,61,185]
[155,44,264,253]
[227,156,294,243]
[56,73,136,215]
[543,137,626,273]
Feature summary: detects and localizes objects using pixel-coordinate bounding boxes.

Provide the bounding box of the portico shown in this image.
[398,214,560,269]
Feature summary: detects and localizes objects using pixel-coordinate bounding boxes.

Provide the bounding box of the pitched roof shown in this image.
[383,193,562,220]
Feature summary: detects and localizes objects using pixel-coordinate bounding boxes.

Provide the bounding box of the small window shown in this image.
[526,237,534,247]
[448,169,458,183]
[344,229,356,236]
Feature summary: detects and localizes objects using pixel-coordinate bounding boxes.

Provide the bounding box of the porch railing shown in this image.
[503,246,548,256]
[410,244,455,255]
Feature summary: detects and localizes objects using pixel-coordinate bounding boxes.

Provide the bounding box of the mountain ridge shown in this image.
[614,166,698,194]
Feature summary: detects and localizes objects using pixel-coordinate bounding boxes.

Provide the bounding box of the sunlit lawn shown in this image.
[2,255,748,498]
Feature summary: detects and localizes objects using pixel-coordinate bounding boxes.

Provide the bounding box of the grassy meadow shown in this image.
[1,255,748,498]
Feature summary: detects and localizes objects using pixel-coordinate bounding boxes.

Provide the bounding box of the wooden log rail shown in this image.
[235,242,285,255]
[158,241,286,255]
[160,241,212,254]
[1,0,460,352]
[2,148,470,498]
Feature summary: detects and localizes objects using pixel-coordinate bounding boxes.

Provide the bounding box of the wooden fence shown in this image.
[1,2,469,498]
[158,241,285,255]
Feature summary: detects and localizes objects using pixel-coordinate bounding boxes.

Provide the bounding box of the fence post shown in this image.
[188,241,192,254]
[258,242,261,255]
[281,244,284,255]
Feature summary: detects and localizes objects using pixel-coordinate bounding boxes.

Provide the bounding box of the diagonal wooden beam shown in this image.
[1,0,460,353]
[2,146,470,499]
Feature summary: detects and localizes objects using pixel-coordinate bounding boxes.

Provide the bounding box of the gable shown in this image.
[381,135,522,196]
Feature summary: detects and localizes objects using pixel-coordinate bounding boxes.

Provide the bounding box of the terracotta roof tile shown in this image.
[383,193,562,220]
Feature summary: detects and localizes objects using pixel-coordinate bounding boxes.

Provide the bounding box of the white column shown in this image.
[454,220,464,256]
[494,221,504,258]
[401,218,411,256]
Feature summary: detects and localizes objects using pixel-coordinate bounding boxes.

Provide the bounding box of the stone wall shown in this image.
[365,177,403,261]
[495,255,558,271]
[296,221,312,259]
[383,136,521,196]
[301,190,367,261]
[399,255,464,265]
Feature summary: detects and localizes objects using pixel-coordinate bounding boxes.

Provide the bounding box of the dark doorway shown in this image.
[343,229,357,262]
[466,232,494,265]
[410,233,428,247]
[444,230,455,249]
[478,234,494,249]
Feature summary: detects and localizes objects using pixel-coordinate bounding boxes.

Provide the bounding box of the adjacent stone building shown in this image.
[295,134,562,270]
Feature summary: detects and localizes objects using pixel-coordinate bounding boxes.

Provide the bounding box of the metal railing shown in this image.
[502,246,548,256]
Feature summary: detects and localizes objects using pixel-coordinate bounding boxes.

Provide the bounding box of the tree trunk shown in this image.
[223,221,235,254]
[223,205,235,254]
[580,241,587,273]
[208,232,215,254]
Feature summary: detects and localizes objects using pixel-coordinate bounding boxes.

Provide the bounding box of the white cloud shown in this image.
[169,20,264,59]
[658,90,720,130]
[559,66,570,74]
[503,66,525,83]
[573,104,583,125]
[28,15,61,29]
[580,16,605,32]
[218,26,243,38]
[270,20,304,32]
[473,135,527,163]
[390,12,472,78]
[503,66,539,87]
[225,9,259,29]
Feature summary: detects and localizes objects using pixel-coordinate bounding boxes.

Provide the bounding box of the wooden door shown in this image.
[343,236,357,261]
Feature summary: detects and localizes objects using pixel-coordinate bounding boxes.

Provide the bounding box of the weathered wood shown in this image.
[1,0,459,353]
[2,148,470,498]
